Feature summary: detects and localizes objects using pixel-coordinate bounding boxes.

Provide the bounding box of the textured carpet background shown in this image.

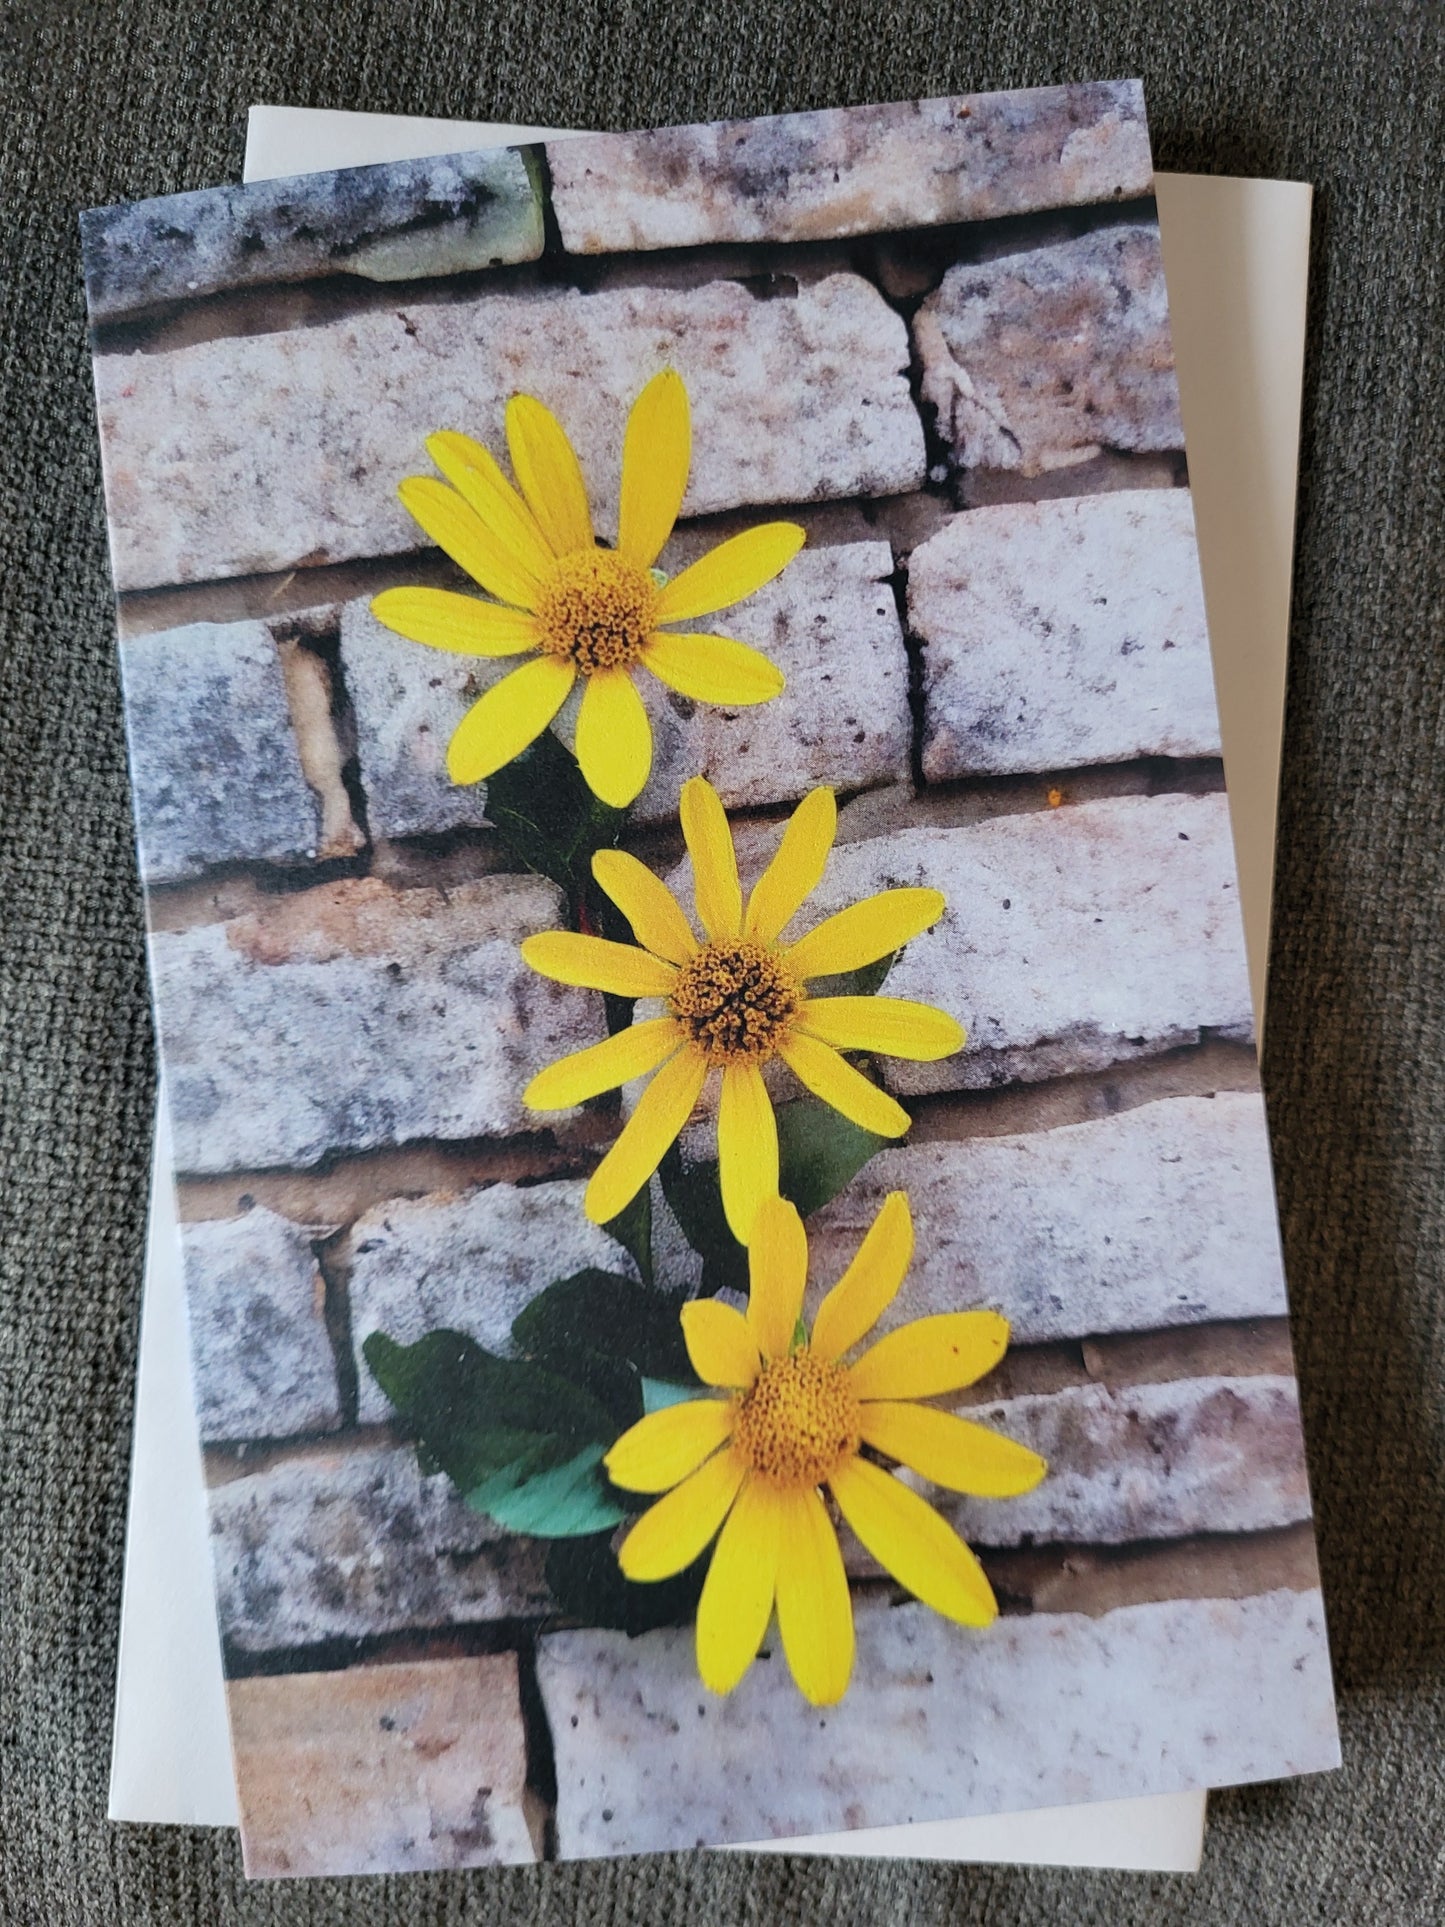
[2,2,1441,1920]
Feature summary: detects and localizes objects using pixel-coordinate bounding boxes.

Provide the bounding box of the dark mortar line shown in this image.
[313,1229,360,1432]
[524,141,567,266]
[514,1631,560,1856]
[171,1127,604,1206]
[221,1614,555,1681]
[281,610,375,860]
[987,1314,1295,1387]
[974,1519,1320,1603]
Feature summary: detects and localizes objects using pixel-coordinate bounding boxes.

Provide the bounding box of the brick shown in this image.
[81,149,543,321]
[181,1209,340,1443]
[912,492,1221,779]
[539,1588,1337,1854]
[209,1438,551,1651]
[546,83,1152,253]
[118,620,317,884]
[230,1655,536,1876]
[94,276,925,592]
[152,874,599,1173]
[807,1093,1287,1345]
[345,1179,637,1426]
[916,225,1182,479]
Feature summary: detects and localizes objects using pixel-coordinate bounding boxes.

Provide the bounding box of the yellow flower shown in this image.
[521,778,965,1241]
[604,1193,1046,1705]
[370,371,804,808]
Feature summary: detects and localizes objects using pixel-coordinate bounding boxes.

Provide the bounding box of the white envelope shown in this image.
[109,104,1312,1875]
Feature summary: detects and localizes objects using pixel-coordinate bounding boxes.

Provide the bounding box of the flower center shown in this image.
[733,1349,861,1488]
[669,939,800,1063]
[534,549,657,674]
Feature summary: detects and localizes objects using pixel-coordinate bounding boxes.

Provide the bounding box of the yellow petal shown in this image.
[829,1455,997,1627]
[505,394,594,558]
[397,475,542,610]
[370,587,541,657]
[847,1311,1010,1403]
[746,1194,808,1362]
[717,1063,779,1245]
[774,1487,854,1705]
[654,523,806,623]
[618,369,691,569]
[425,429,557,579]
[743,787,838,943]
[783,888,946,982]
[696,1474,783,1696]
[523,1017,682,1110]
[680,1298,761,1390]
[642,631,784,706]
[776,1031,911,1138]
[520,931,678,998]
[584,1049,708,1226]
[857,1403,1047,1498]
[575,668,653,808]
[591,850,698,966]
[604,1397,736,1495]
[616,1445,745,1581]
[446,655,574,785]
[810,1191,913,1363]
[679,776,742,941]
[797,996,965,1061]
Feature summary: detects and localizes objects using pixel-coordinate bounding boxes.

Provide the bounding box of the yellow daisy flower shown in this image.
[604,1193,1046,1705]
[520,778,965,1241]
[370,371,805,809]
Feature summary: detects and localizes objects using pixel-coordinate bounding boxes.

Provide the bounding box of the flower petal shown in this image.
[616,1445,746,1581]
[591,850,699,966]
[654,523,806,623]
[446,655,574,785]
[505,394,594,557]
[746,1194,808,1362]
[797,996,965,1061]
[680,1299,762,1390]
[642,631,784,706]
[744,787,838,944]
[846,1311,1010,1403]
[397,475,542,609]
[520,931,678,998]
[776,1031,911,1138]
[370,587,541,657]
[696,1474,783,1696]
[829,1455,997,1627]
[783,888,946,981]
[717,1063,780,1245]
[810,1191,913,1363]
[774,1487,854,1705]
[604,1397,737,1495]
[584,1049,708,1226]
[618,369,691,569]
[857,1403,1047,1498]
[523,1016,682,1110]
[425,429,557,578]
[680,776,742,941]
[575,668,654,807]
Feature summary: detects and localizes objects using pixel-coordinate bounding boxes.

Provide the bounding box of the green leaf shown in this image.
[658,1143,747,1297]
[544,1532,709,1635]
[602,1185,653,1287]
[511,1269,694,1384]
[465,1441,628,1537]
[483,729,624,899]
[775,1095,891,1217]
[641,1377,704,1414]
[803,949,896,1001]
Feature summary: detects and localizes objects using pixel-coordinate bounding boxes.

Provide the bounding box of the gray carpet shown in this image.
[2,2,1442,1920]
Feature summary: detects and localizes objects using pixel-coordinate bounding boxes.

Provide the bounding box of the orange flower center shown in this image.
[534,549,657,674]
[669,939,800,1063]
[733,1349,860,1488]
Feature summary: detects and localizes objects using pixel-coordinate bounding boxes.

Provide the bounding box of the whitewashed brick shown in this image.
[345,1180,636,1425]
[152,874,599,1173]
[210,1438,551,1651]
[913,491,1221,778]
[917,225,1182,477]
[807,1093,1286,1344]
[95,276,924,591]
[181,1209,339,1442]
[539,1588,1338,1854]
[547,83,1152,252]
[119,620,317,883]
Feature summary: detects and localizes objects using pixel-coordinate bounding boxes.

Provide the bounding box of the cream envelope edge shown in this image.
[108,103,1312,1874]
